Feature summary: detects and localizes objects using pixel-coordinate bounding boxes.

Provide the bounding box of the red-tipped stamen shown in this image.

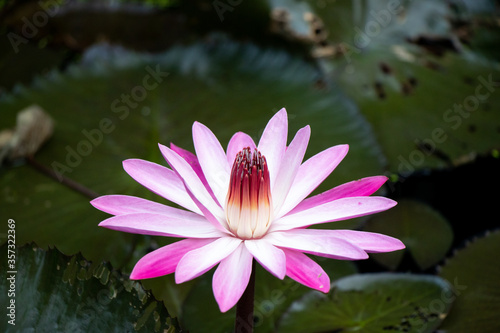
[225,148,272,239]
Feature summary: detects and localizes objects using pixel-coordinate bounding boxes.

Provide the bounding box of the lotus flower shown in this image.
[91,108,404,312]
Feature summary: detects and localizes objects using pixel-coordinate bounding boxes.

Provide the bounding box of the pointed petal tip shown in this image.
[392,238,406,251]
[97,220,108,227]
[157,142,173,159]
[387,198,398,208]
[218,303,233,313]
[298,124,311,137]
[192,120,209,134]
[215,293,240,313]
[89,195,114,209]
[373,196,398,210]
[338,143,349,153]
[368,237,405,253]
[89,197,100,207]
[129,269,141,280]
[90,196,111,213]
[375,174,389,182]
[174,271,188,284]
[272,108,288,123]
[329,144,349,162]
[158,142,168,151]
[192,121,200,131]
[319,284,330,293]
[122,158,134,168]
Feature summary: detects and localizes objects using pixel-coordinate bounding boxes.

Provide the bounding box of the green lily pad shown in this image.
[140,273,196,319]
[302,0,500,171]
[0,244,175,332]
[337,50,500,172]
[252,259,357,333]
[363,199,453,270]
[277,273,454,333]
[438,230,500,333]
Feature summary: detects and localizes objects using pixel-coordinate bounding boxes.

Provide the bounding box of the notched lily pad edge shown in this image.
[4,242,183,332]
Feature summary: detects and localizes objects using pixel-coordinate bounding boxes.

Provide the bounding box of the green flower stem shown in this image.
[235,260,256,333]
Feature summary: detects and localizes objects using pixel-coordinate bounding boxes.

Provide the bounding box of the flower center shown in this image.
[225,147,273,239]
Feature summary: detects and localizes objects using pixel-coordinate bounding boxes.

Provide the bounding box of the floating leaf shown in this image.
[305,0,500,171]
[140,273,196,319]
[363,199,453,270]
[0,244,175,332]
[439,230,500,333]
[277,273,453,333]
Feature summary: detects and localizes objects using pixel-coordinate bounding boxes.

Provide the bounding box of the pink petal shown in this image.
[290,176,388,214]
[267,230,368,260]
[130,238,214,280]
[171,143,224,218]
[278,144,349,218]
[170,143,217,200]
[159,144,225,222]
[283,249,330,292]
[192,122,231,206]
[244,239,286,279]
[212,243,253,312]
[324,230,405,253]
[271,196,397,231]
[98,213,224,238]
[226,131,256,165]
[90,195,204,221]
[123,159,201,214]
[257,108,288,188]
[175,236,242,283]
[182,184,231,234]
[272,125,311,216]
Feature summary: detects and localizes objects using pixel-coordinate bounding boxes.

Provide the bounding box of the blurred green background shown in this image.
[1,0,499,332]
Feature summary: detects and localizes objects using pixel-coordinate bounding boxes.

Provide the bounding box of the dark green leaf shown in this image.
[277,273,453,333]
[304,0,500,171]
[364,199,453,270]
[0,244,176,332]
[439,230,500,333]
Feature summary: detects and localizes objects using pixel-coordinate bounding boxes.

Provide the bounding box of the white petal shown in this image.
[175,236,242,283]
[192,121,231,206]
[266,230,368,260]
[91,195,204,221]
[257,108,288,189]
[277,144,349,218]
[271,196,397,231]
[226,132,256,165]
[212,243,253,312]
[290,175,388,214]
[272,125,310,216]
[245,238,286,279]
[283,249,330,292]
[98,213,224,238]
[159,144,225,222]
[123,159,201,214]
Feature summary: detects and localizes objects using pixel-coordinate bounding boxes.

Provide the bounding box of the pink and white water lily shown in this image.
[91,108,404,312]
